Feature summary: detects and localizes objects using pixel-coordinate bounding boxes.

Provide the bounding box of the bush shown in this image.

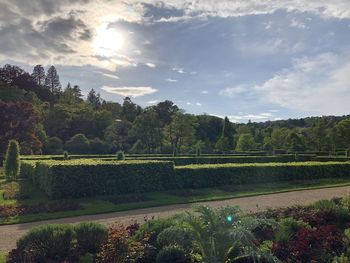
[156,245,188,263]
[64,133,90,154]
[174,162,350,189]
[4,140,21,180]
[31,160,175,198]
[116,150,125,160]
[16,224,75,262]
[74,222,108,254]
[157,226,193,249]
[63,151,70,160]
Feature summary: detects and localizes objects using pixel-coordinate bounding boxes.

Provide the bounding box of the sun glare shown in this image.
[93,25,125,57]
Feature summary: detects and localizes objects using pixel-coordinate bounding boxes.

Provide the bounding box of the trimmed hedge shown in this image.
[28,160,175,199]
[174,162,350,189]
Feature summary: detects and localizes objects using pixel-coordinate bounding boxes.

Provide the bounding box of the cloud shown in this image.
[201,90,209,94]
[219,85,247,96]
[166,78,178,82]
[227,112,278,123]
[195,102,202,106]
[172,67,185,74]
[145,62,156,68]
[147,100,159,104]
[101,86,157,97]
[99,72,120,79]
[254,52,350,115]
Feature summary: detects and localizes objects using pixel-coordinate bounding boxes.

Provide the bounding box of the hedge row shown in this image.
[22,160,174,199]
[174,162,350,189]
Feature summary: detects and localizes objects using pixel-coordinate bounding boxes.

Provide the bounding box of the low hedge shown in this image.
[174,162,350,189]
[125,155,314,165]
[27,160,175,199]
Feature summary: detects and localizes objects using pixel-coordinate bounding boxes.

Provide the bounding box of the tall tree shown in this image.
[121,97,141,122]
[154,100,179,126]
[31,65,45,86]
[87,88,102,109]
[216,116,234,152]
[0,101,42,156]
[163,113,196,155]
[45,65,61,94]
[131,108,163,153]
[235,133,256,152]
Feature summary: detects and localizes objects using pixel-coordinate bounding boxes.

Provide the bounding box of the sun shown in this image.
[93,24,125,57]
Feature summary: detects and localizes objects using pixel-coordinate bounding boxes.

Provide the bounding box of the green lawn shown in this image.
[1,177,350,225]
[0,251,6,263]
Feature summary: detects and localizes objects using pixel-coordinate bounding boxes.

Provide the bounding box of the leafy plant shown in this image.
[117,150,125,160]
[4,140,21,181]
[74,222,108,254]
[156,245,188,263]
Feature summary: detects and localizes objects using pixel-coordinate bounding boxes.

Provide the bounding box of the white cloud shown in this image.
[166,78,178,82]
[228,112,277,123]
[219,85,247,96]
[96,72,120,79]
[101,86,157,97]
[290,18,308,29]
[147,100,159,104]
[172,67,186,74]
[254,52,350,115]
[201,90,209,94]
[145,62,156,68]
[196,102,202,106]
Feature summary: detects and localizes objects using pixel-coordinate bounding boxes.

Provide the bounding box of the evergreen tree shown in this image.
[216,117,234,152]
[45,65,61,94]
[87,88,102,109]
[31,65,45,86]
[4,140,21,181]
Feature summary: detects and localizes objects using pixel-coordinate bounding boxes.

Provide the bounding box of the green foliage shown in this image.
[74,222,108,254]
[44,136,63,154]
[175,161,350,189]
[235,133,257,151]
[156,245,188,263]
[16,224,75,262]
[275,218,309,243]
[117,150,125,160]
[312,199,338,211]
[63,151,70,160]
[4,140,21,181]
[64,133,90,154]
[31,160,175,198]
[157,226,194,249]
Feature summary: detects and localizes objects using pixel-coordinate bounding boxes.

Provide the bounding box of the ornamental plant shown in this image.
[4,140,21,181]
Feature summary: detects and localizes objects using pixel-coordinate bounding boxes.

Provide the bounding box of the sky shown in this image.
[0,0,350,123]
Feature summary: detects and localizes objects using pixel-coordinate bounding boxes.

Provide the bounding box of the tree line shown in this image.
[0,64,350,157]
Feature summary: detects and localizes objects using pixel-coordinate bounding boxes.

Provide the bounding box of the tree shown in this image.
[154,100,179,126]
[270,128,289,150]
[104,121,132,152]
[0,101,42,156]
[4,140,21,181]
[64,133,90,154]
[89,138,109,154]
[163,113,196,155]
[235,133,256,152]
[45,65,61,94]
[121,97,141,122]
[31,65,45,86]
[334,118,350,149]
[131,108,163,153]
[43,137,63,154]
[287,131,305,152]
[216,117,234,152]
[87,88,102,109]
[311,118,328,151]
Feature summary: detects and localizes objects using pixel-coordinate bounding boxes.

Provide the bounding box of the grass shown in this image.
[0,252,6,263]
[1,176,350,225]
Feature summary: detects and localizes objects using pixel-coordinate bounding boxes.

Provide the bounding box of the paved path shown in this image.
[1,186,350,251]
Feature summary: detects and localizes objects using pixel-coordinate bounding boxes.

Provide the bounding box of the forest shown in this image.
[1,64,350,158]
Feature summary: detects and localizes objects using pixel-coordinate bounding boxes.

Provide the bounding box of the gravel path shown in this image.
[1,186,350,251]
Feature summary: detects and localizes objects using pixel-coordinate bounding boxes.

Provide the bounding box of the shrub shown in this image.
[4,140,21,180]
[275,217,309,243]
[16,224,76,262]
[63,151,70,160]
[116,150,125,160]
[175,162,350,189]
[74,222,108,254]
[157,226,194,250]
[156,245,188,263]
[96,226,145,263]
[19,161,36,179]
[64,133,90,154]
[32,160,175,199]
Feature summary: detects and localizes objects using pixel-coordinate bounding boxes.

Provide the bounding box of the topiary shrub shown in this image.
[156,245,188,263]
[4,140,21,181]
[16,224,75,262]
[63,151,70,160]
[116,150,125,160]
[74,222,108,254]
